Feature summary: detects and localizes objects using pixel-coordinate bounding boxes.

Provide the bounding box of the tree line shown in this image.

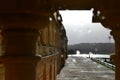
[68,43,115,54]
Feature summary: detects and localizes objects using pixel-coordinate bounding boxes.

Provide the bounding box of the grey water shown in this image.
[69,53,110,58]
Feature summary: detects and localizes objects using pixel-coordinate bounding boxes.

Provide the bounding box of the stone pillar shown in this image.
[110,29,120,80]
[0,14,49,80]
[1,29,41,80]
[99,11,120,80]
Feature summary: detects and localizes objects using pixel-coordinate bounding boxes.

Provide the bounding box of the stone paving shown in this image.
[57,56,115,80]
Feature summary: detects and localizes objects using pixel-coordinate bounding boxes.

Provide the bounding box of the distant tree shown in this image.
[68,49,76,54]
[68,43,115,54]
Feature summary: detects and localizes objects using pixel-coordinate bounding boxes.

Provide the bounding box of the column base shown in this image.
[0,56,41,80]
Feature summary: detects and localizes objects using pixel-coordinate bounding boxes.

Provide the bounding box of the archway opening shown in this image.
[58,10,115,80]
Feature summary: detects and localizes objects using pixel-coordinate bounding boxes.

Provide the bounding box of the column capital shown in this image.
[0,13,51,30]
[98,10,120,29]
[110,28,120,38]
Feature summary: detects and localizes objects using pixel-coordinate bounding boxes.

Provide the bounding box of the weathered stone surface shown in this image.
[57,56,115,80]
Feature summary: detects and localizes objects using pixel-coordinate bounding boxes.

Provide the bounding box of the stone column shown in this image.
[110,29,120,80]
[0,14,49,80]
[1,28,41,80]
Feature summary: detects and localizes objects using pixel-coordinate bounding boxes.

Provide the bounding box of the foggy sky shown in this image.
[60,10,114,45]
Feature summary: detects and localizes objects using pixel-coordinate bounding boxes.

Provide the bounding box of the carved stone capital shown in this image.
[110,29,120,57]
[98,10,120,29]
[0,13,51,30]
[111,28,120,39]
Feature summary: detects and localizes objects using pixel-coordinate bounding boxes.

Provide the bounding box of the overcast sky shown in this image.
[59,10,114,45]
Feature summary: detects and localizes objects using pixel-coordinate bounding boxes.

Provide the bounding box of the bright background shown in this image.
[59,10,114,45]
